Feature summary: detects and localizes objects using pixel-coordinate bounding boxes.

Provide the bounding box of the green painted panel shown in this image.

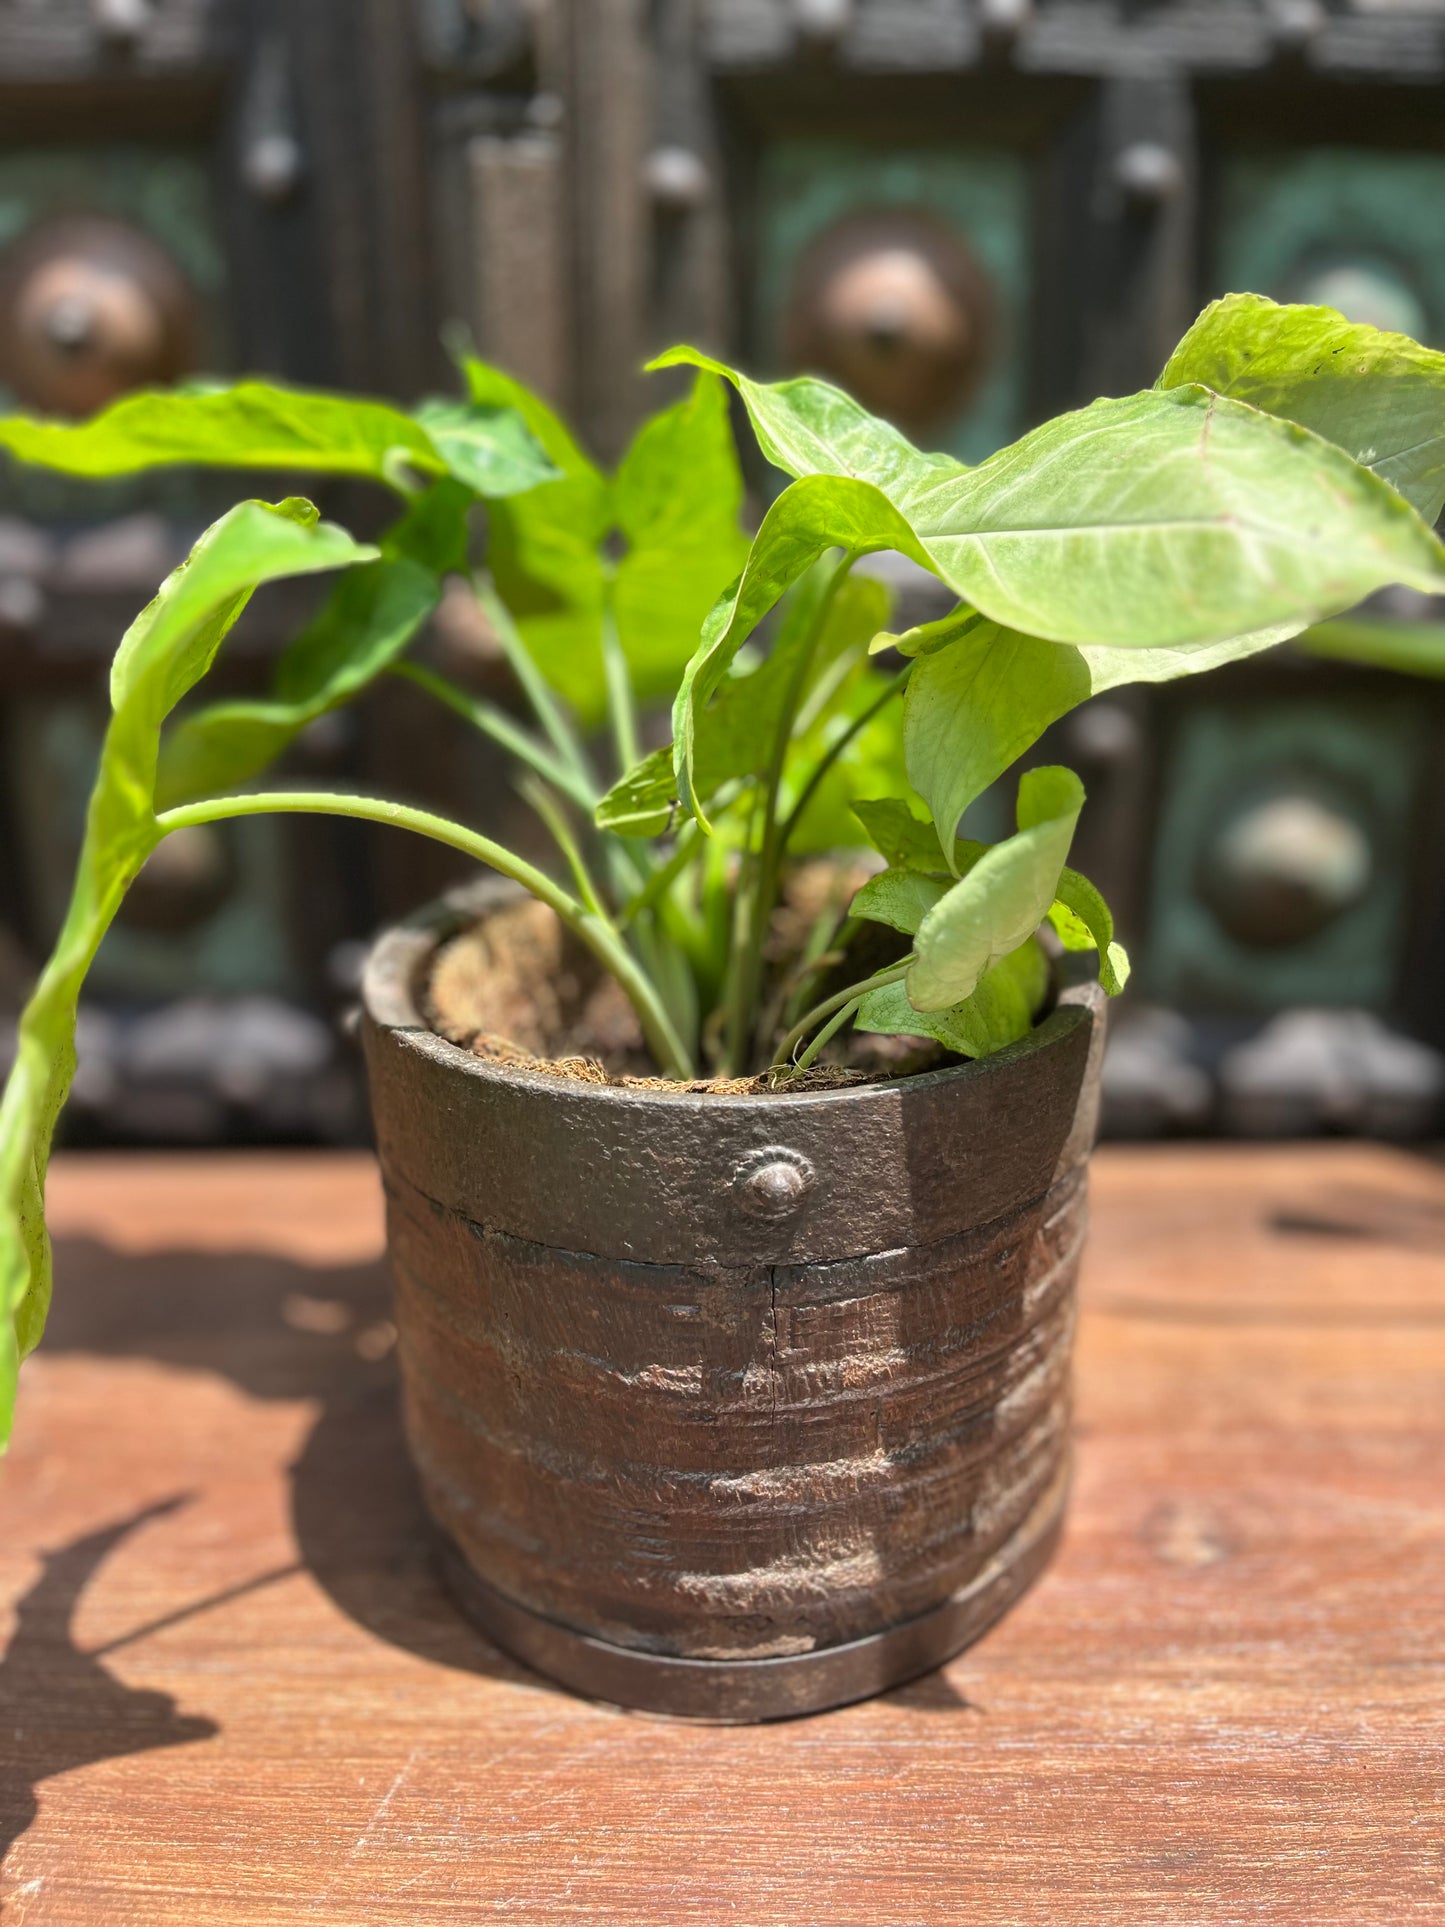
[1215,148,1445,344]
[1142,697,1427,1013]
[754,140,1029,463]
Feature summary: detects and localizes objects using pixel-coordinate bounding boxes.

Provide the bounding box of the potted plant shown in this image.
[2,295,1442,1719]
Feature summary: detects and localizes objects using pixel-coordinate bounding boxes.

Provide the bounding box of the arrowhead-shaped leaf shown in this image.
[657,344,1445,651]
[1159,293,1445,524]
[0,381,557,497]
[856,937,1049,1058]
[671,474,932,822]
[1048,867,1130,996]
[0,500,375,1447]
[910,766,1083,1010]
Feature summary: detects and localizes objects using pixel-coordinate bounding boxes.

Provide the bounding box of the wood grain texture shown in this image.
[3,1144,1444,1923]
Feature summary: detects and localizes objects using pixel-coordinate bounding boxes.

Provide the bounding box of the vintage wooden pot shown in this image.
[361,882,1106,1722]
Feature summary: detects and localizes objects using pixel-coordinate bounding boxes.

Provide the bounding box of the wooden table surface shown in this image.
[2,1144,1443,1925]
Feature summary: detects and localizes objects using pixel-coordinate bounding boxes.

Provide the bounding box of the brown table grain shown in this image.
[2,1145,1443,1925]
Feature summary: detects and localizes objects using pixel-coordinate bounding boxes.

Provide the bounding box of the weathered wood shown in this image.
[3,1142,1444,1919]
[362,891,1105,1711]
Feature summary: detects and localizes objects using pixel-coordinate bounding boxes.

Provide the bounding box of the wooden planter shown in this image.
[361,882,1106,1722]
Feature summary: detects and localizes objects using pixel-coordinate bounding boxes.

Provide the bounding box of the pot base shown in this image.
[436,1461,1069,1724]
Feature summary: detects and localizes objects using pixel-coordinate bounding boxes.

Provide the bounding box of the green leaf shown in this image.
[0,382,555,496]
[464,361,748,722]
[870,603,983,659]
[1048,866,1130,996]
[850,868,948,936]
[910,766,1083,1010]
[856,937,1049,1059]
[594,743,677,837]
[411,397,561,497]
[461,355,612,716]
[1158,293,1445,523]
[594,571,888,837]
[656,346,1445,651]
[851,798,949,871]
[611,374,751,703]
[155,478,471,809]
[649,345,965,496]
[672,474,932,824]
[0,500,375,1446]
[903,616,1295,846]
[704,570,889,792]
[156,554,438,808]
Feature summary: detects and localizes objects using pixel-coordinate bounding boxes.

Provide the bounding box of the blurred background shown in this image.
[3,0,1445,1144]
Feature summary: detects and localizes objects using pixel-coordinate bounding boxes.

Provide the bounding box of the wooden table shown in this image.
[2,1145,1443,1924]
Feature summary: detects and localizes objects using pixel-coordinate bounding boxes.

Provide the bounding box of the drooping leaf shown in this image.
[155,479,473,809]
[156,556,437,808]
[1158,293,1445,523]
[672,474,932,824]
[0,500,375,1446]
[856,936,1050,1058]
[909,766,1083,1010]
[1048,867,1130,996]
[903,616,1296,846]
[0,382,556,497]
[657,346,1445,651]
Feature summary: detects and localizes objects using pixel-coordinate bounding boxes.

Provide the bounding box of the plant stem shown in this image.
[618,822,699,929]
[600,606,640,775]
[474,576,595,795]
[776,661,911,857]
[390,662,594,810]
[155,790,696,1080]
[775,997,859,1082]
[725,553,855,1074]
[517,776,608,919]
[770,956,914,1075]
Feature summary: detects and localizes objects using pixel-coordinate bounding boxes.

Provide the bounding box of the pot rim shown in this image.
[363,875,1098,1123]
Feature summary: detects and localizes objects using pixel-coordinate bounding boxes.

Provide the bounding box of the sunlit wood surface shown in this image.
[3,1144,1443,1924]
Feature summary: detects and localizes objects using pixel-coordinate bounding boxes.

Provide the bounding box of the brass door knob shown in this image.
[1199,792,1372,951]
[0,216,197,418]
[784,210,996,433]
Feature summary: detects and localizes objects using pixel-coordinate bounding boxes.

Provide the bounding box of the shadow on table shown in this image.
[0,1498,218,1871]
[4,1225,969,1859]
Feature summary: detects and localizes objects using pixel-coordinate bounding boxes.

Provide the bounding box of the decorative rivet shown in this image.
[733,1146,815,1221]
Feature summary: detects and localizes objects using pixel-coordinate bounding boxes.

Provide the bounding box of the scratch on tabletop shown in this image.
[347,1746,425,1861]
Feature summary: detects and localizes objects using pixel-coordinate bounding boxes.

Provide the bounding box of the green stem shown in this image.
[770,956,914,1074]
[518,776,608,920]
[390,662,593,810]
[725,553,856,1074]
[474,576,595,794]
[776,997,859,1083]
[618,821,699,929]
[155,790,696,1080]
[777,661,911,858]
[600,606,641,776]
